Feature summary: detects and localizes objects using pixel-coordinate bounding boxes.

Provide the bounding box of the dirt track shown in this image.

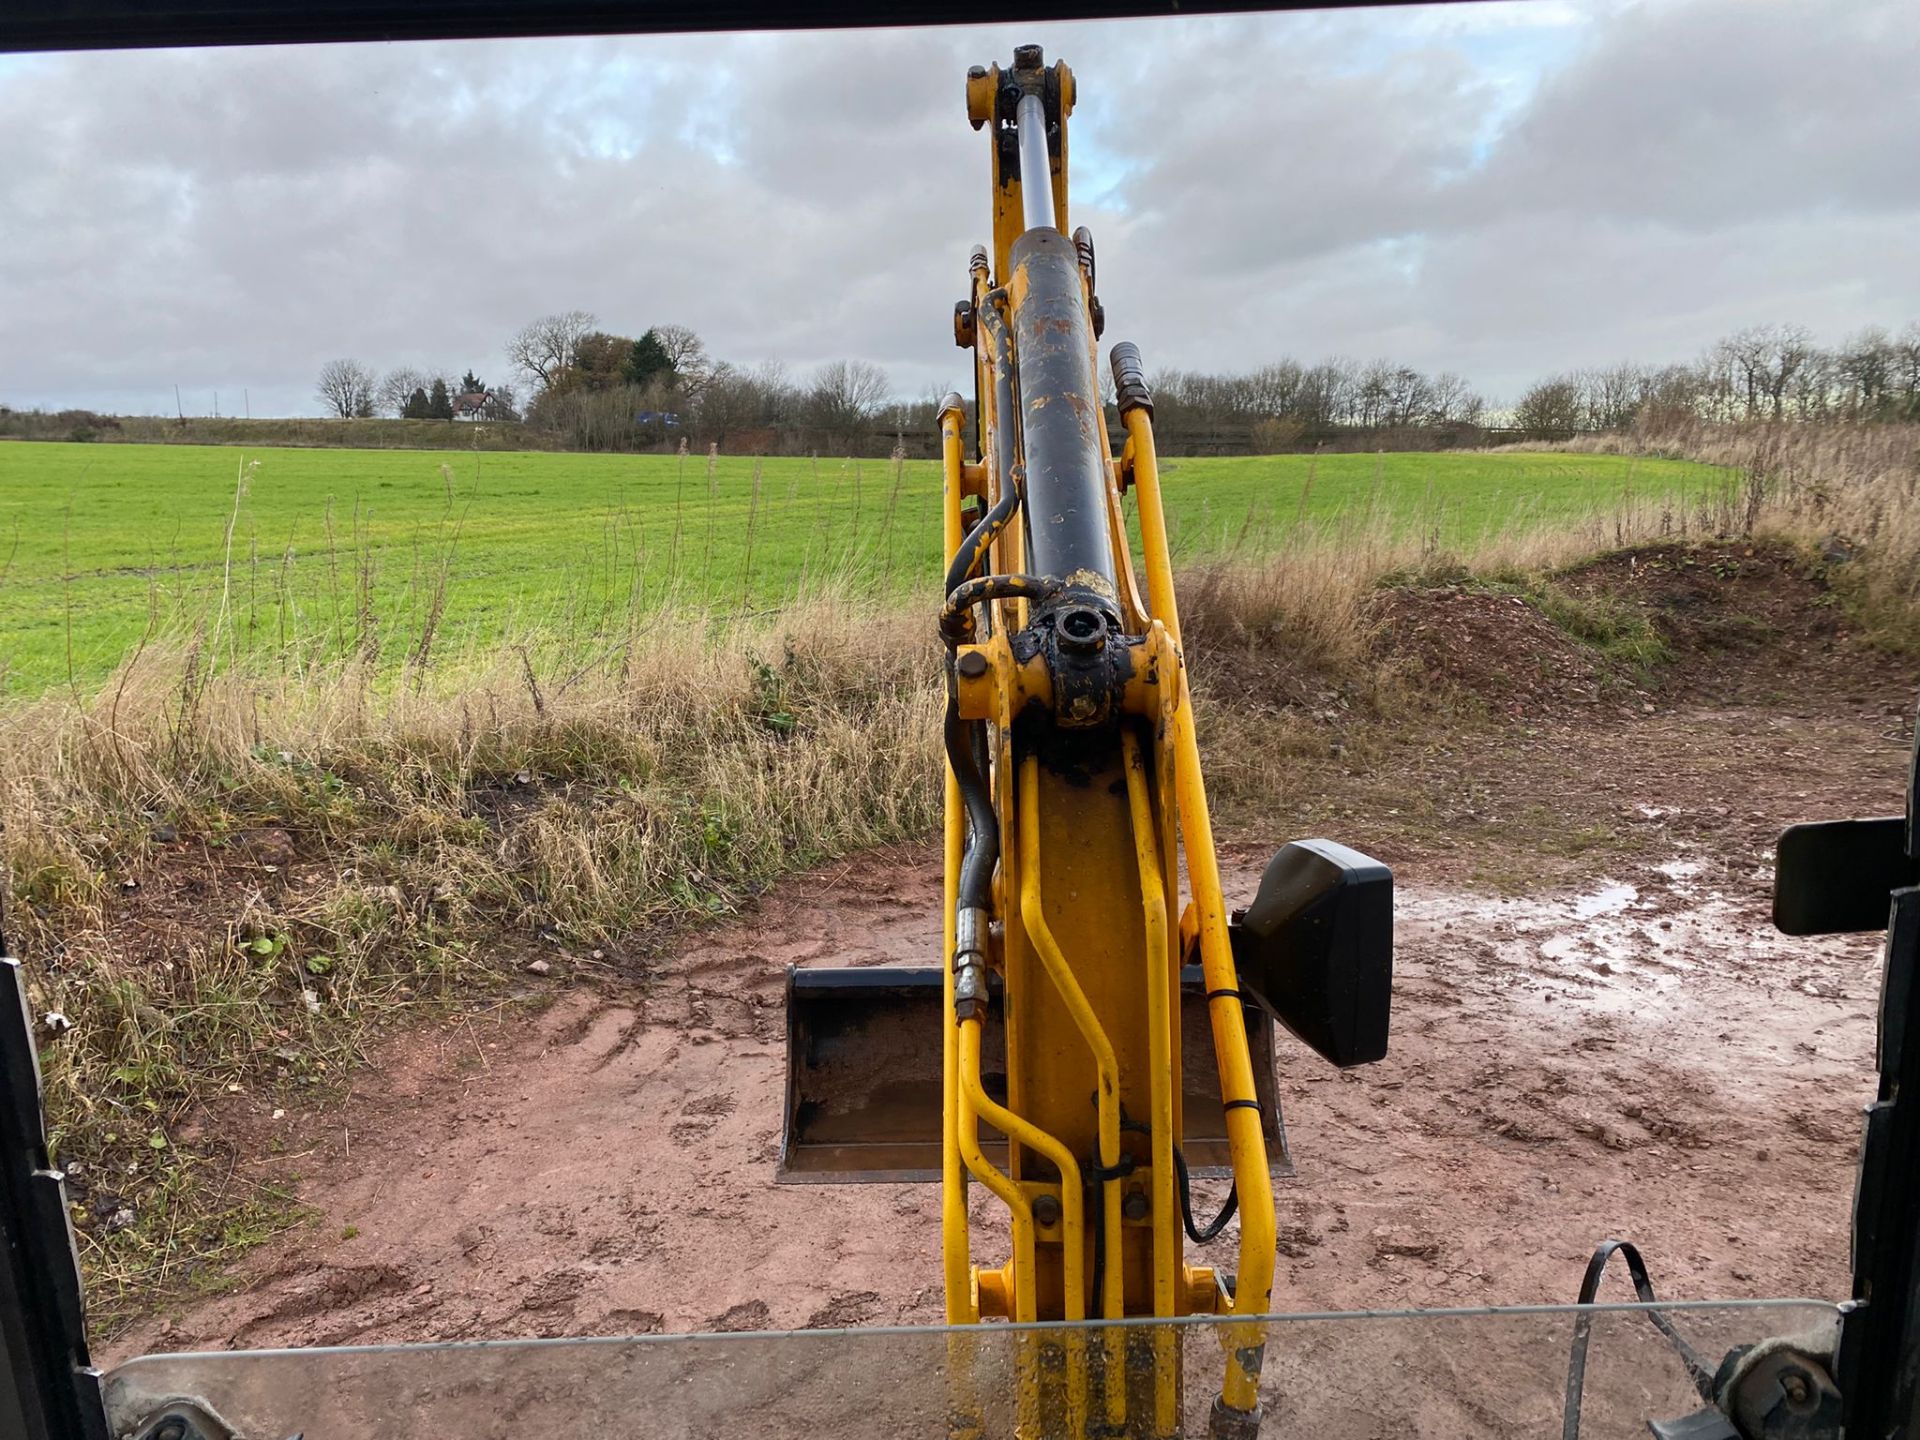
[113,548,1915,1359]
[120,735,1905,1356]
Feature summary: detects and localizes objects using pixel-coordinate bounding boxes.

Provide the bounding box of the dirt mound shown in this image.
[1180,540,1889,730]
[1368,541,1895,719]
[1557,542,1836,673]
[1370,585,1605,717]
[1554,540,1920,710]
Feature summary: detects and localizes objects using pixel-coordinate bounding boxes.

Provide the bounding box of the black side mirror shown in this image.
[1773,817,1920,936]
[1229,839,1392,1068]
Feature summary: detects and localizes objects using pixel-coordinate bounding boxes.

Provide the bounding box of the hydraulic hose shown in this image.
[1172,1141,1239,1244]
[944,478,1023,598]
[939,573,1050,645]
[945,696,998,920]
[1563,1239,1714,1440]
[978,291,1020,530]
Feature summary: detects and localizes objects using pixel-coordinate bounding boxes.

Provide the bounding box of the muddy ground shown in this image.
[114,546,1914,1358]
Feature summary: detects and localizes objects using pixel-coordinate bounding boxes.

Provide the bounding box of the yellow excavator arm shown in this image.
[940,44,1277,1435]
[784,45,1394,1438]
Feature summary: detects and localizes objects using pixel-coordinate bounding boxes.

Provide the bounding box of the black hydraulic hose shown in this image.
[945,694,998,914]
[1172,1141,1239,1245]
[1562,1240,1714,1440]
[944,479,1023,598]
[979,290,1020,518]
[940,573,1050,646]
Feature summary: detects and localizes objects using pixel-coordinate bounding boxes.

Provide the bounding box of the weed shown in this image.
[1534,587,1672,678]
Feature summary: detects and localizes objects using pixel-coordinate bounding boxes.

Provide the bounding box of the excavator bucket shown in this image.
[779,965,1291,1182]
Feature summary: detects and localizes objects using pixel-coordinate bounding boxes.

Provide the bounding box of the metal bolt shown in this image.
[956,650,989,679]
[1013,44,1043,69]
[953,299,976,348]
[1123,1190,1149,1221]
[1032,1193,1062,1227]
[1780,1371,1812,1406]
[967,65,986,81]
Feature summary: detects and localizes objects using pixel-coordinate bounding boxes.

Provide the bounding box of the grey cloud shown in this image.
[1463,0,1920,228]
[1,0,1916,417]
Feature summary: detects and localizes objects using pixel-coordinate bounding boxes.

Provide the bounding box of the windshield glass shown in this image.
[105,1299,1834,1439]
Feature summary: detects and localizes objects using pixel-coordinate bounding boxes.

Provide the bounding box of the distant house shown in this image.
[452,390,494,420]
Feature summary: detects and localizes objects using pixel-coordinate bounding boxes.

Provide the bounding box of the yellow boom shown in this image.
[781,43,1393,1439]
[941,43,1275,1436]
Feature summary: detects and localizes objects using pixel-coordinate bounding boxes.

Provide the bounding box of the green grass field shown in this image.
[0,441,1732,694]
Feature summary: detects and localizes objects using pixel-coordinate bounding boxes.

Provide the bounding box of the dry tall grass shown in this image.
[1526,418,1920,646]
[5,417,1915,1323]
[2,596,941,1319]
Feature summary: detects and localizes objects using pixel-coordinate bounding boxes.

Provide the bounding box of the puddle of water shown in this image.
[1400,860,1880,1024]
[1573,883,1639,919]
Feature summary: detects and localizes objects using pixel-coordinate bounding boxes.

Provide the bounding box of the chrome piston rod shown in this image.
[1015,92,1054,233]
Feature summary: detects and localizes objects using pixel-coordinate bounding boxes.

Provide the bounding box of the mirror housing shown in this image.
[1229,839,1392,1068]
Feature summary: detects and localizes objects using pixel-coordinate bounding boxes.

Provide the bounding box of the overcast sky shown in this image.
[2,0,1915,418]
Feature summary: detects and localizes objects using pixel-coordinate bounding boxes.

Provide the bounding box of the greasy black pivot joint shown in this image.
[1055,605,1107,653]
[1013,592,1132,732]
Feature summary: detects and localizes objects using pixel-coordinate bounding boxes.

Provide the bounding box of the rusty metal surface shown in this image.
[1007,227,1115,595]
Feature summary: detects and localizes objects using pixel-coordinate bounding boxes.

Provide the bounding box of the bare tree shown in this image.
[1891,323,1920,418]
[1581,364,1645,431]
[1353,359,1397,428]
[506,310,595,390]
[1514,376,1584,433]
[1427,371,1484,425]
[1764,324,1815,419]
[808,359,892,446]
[1380,366,1434,427]
[1241,360,1305,418]
[1299,360,1355,428]
[316,359,377,418]
[377,366,431,418]
[651,324,709,377]
[1836,327,1894,416]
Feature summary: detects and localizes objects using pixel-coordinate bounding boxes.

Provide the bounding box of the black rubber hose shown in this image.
[979,291,1020,516]
[944,480,1023,598]
[940,573,1050,646]
[1172,1142,1238,1245]
[1562,1240,1714,1440]
[945,693,998,914]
